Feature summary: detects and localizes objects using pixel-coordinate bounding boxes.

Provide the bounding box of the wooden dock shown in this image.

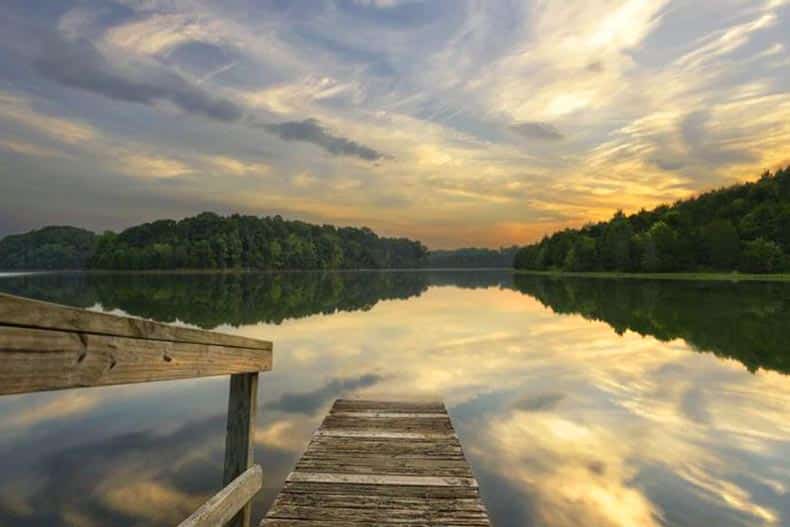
[262,399,491,526]
[0,294,491,526]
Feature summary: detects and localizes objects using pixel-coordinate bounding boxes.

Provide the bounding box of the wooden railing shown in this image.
[0,293,273,527]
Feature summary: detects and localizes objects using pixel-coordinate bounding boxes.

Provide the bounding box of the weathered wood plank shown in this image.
[332,400,445,412]
[286,472,478,487]
[295,457,473,477]
[0,293,272,350]
[322,415,453,432]
[178,465,262,527]
[263,520,490,527]
[278,481,480,499]
[0,326,272,395]
[224,372,259,527]
[262,399,490,526]
[266,504,490,523]
[315,430,455,439]
[330,411,448,418]
[272,493,486,511]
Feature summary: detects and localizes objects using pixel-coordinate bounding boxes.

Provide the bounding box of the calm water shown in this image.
[0,271,788,527]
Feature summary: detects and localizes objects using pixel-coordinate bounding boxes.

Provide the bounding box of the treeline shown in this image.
[425,247,519,268]
[91,213,428,270]
[0,212,428,271]
[515,167,790,274]
[0,226,96,270]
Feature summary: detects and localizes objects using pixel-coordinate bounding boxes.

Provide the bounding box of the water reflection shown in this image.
[512,275,790,375]
[0,271,787,527]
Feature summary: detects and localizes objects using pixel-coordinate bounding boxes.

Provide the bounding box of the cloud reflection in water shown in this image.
[0,271,787,526]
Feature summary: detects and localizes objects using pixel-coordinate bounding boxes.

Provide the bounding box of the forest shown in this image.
[0,213,515,270]
[515,167,790,274]
[0,226,97,270]
[0,212,427,270]
[425,246,519,268]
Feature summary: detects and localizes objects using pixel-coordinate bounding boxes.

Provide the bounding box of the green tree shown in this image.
[740,238,784,273]
[702,220,740,269]
[601,212,634,271]
[648,221,677,271]
[639,234,659,272]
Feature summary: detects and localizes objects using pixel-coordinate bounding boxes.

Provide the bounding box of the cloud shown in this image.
[3,392,99,428]
[268,373,383,415]
[104,13,227,57]
[101,481,203,523]
[34,34,245,123]
[263,118,387,161]
[514,392,566,412]
[680,110,758,167]
[511,122,565,141]
[119,153,193,178]
[586,61,604,73]
[674,13,778,71]
[204,155,269,176]
[0,92,96,144]
[0,139,67,159]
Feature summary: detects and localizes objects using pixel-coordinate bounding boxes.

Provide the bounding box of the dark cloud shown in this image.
[650,157,686,171]
[268,373,383,415]
[513,392,565,412]
[510,121,564,141]
[586,61,604,73]
[680,386,711,424]
[264,118,386,161]
[34,34,244,122]
[680,110,756,167]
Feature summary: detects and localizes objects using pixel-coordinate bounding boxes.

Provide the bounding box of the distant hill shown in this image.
[515,167,790,274]
[0,226,97,270]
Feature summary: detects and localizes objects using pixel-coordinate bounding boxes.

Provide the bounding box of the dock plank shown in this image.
[262,399,490,526]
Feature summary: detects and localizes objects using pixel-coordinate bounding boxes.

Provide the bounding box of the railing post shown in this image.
[223,372,259,527]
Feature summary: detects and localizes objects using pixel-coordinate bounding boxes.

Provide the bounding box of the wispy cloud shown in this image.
[511,122,565,141]
[118,153,193,179]
[0,92,96,144]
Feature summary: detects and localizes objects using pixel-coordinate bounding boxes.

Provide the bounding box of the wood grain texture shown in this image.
[224,372,259,527]
[0,326,272,395]
[0,293,272,350]
[261,399,490,527]
[177,465,262,527]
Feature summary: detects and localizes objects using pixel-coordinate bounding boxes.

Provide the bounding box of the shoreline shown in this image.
[514,269,790,282]
[3,268,790,282]
[0,267,512,276]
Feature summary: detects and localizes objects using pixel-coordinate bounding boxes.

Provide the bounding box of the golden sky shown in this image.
[1,0,789,247]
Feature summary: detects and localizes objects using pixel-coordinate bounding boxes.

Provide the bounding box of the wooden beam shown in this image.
[0,326,272,395]
[0,293,272,351]
[223,372,259,527]
[177,465,263,527]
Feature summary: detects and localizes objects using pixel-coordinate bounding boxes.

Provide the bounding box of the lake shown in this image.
[0,270,787,527]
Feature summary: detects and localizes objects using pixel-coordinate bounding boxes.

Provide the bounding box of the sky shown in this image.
[0,0,788,249]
